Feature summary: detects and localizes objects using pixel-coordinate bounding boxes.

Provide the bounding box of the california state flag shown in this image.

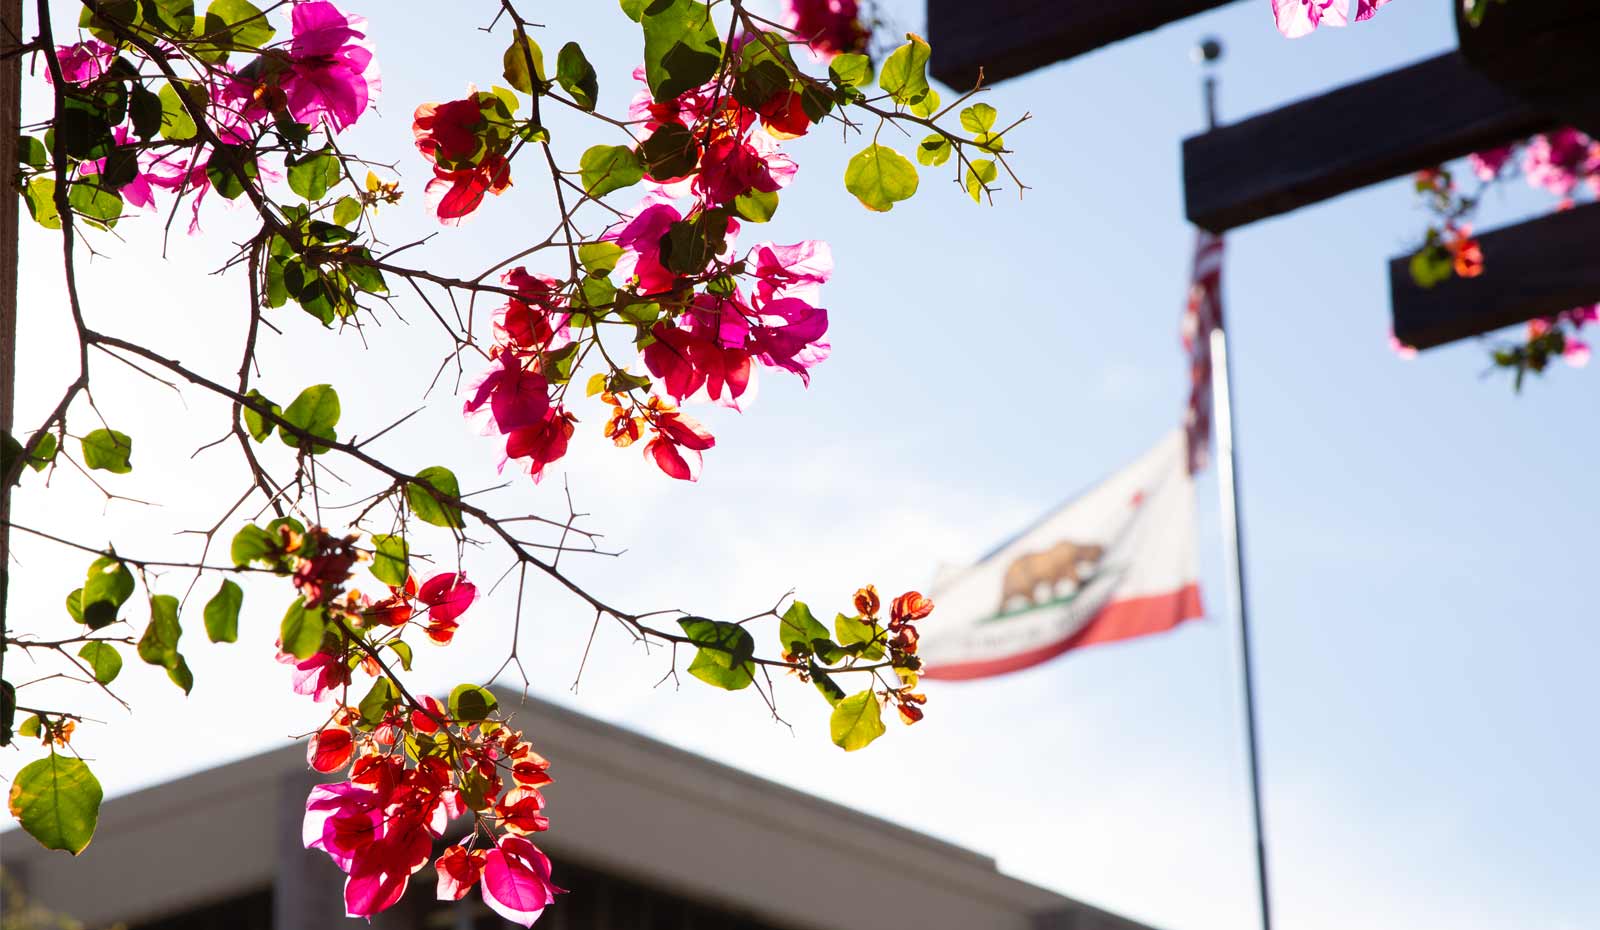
[920,430,1203,680]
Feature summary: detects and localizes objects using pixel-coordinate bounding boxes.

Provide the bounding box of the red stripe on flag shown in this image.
[920,583,1204,681]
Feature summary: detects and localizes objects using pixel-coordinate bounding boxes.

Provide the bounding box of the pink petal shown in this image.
[481,836,561,926]
[418,573,476,623]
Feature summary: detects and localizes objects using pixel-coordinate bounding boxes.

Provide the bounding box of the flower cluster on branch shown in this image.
[1,0,1025,923]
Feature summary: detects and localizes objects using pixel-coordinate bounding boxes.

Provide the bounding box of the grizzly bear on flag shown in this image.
[997,540,1105,612]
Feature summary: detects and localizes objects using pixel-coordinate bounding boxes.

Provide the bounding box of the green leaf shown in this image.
[128,85,164,141]
[835,613,886,660]
[619,0,646,20]
[201,0,274,58]
[1409,242,1453,289]
[81,556,134,629]
[829,690,885,751]
[287,148,340,201]
[778,600,830,655]
[556,42,599,111]
[502,30,547,95]
[877,34,931,107]
[359,677,398,725]
[137,594,182,667]
[17,715,41,739]
[578,241,624,276]
[19,135,47,168]
[80,428,132,473]
[387,639,413,671]
[965,158,998,203]
[810,661,845,706]
[27,432,58,471]
[733,188,778,223]
[278,383,340,454]
[137,595,190,693]
[641,0,723,102]
[407,466,464,529]
[203,579,243,644]
[165,655,194,694]
[23,178,60,230]
[844,144,919,212]
[370,534,408,587]
[242,389,278,442]
[77,642,122,685]
[916,133,951,167]
[157,82,200,141]
[908,87,940,119]
[449,683,499,722]
[229,523,279,567]
[142,0,196,35]
[332,195,361,226]
[204,145,258,199]
[638,123,699,182]
[280,598,326,660]
[960,103,997,134]
[65,588,85,624]
[579,144,645,199]
[8,754,103,855]
[678,617,755,691]
[829,52,873,88]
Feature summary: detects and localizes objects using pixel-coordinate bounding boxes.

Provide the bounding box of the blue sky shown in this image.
[6,2,1597,929]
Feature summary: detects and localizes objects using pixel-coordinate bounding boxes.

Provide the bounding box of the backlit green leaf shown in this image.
[24,178,60,230]
[829,52,872,88]
[287,148,340,201]
[556,42,599,110]
[641,0,723,102]
[960,103,997,134]
[8,754,103,855]
[834,613,886,660]
[502,30,547,95]
[829,690,885,751]
[81,556,134,629]
[81,428,133,473]
[137,594,183,669]
[279,383,339,454]
[242,389,278,442]
[916,133,951,167]
[679,617,755,691]
[965,158,998,202]
[844,144,918,212]
[407,466,464,529]
[77,642,122,685]
[578,241,624,276]
[778,600,830,655]
[280,598,325,660]
[370,534,408,587]
[449,684,498,722]
[877,34,931,107]
[579,144,645,199]
[203,579,243,644]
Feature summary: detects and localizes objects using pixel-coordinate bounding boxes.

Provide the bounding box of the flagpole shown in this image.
[1195,37,1275,930]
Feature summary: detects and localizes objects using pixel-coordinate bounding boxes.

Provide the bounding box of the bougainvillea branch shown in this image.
[1,0,1024,923]
[1400,128,1599,387]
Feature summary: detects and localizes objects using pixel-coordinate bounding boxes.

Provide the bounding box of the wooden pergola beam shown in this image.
[1183,52,1556,233]
[927,0,1238,89]
[1455,0,1600,136]
[1390,202,1600,351]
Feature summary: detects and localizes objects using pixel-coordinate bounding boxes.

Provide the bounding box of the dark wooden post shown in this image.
[1,0,23,688]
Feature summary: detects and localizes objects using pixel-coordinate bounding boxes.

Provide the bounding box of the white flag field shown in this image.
[920,430,1204,680]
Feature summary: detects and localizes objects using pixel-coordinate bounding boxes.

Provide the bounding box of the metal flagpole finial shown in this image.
[1192,37,1223,131]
